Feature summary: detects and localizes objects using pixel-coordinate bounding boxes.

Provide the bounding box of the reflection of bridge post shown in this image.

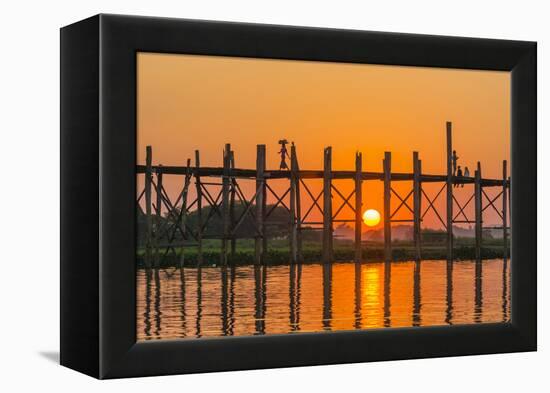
[445,259,453,324]
[221,266,229,335]
[322,263,332,330]
[179,268,187,337]
[254,265,266,334]
[383,152,392,262]
[383,262,391,327]
[289,263,302,331]
[195,267,202,337]
[474,258,483,323]
[153,269,161,337]
[354,261,362,329]
[143,269,152,338]
[413,260,421,327]
[502,259,509,321]
[228,266,236,335]
[322,148,333,263]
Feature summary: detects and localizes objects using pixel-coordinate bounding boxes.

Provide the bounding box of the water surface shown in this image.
[137,259,510,340]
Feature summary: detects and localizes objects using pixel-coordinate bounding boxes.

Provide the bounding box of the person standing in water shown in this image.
[278,139,289,170]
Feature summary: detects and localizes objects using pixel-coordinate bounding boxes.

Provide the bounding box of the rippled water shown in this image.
[137,259,510,340]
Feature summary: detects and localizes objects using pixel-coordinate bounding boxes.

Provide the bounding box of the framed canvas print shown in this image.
[60,14,536,379]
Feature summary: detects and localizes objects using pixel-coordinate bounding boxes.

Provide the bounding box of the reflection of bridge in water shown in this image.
[137,121,510,267]
[137,259,510,340]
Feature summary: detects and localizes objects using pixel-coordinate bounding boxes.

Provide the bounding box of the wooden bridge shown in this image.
[137,122,510,267]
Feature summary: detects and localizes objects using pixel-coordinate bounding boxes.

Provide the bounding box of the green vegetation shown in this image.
[136,237,509,268]
[137,202,508,267]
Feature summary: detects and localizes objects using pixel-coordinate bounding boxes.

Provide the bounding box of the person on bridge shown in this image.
[455,166,463,187]
[463,166,470,187]
[278,139,289,170]
[452,150,459,176]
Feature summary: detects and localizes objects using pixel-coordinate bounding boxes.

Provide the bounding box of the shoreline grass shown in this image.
[136,239,509,268]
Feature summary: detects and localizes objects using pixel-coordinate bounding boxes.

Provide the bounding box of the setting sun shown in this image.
[362,209,381,227]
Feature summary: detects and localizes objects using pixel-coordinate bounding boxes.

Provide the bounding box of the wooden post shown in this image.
[255,145,266,264]
[154,165,163,267]
[413,152,422,260]
[322,147,333,263]
[194,150,203,266]
[502,160,508,261]
[289,144,298,263]
[144,146,153,268]
[383,152,392,262]
[446,121,453,260]
[178,159,192,268]
[354,152,363,263]
[475,162,482,261]
[221,144,231,265]
[230,151,236,256]
[292,145,303,262]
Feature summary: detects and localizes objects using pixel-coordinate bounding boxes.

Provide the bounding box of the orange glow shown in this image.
[137,52,510,229]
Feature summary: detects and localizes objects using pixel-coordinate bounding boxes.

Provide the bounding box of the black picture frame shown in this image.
[60,14,536,379]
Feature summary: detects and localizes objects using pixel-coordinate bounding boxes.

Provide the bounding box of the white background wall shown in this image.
[0,0,546,390]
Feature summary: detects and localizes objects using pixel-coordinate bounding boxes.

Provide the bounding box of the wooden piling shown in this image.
[221,144,231,265]
[154,165,163,267]
[194,150,203,266]
[322,147,333,263]
[413,152,421,260]
[230,151,236,256]
[292,145,303,262]
[383,152,392,262]
[502,160,508,261]
[446,121,453,260]
[178,159,192,268]
[354,152,363,263]
[289,144,298,263]
[144,146,153,268]
[255,145,266,264]
[475,162,482,260]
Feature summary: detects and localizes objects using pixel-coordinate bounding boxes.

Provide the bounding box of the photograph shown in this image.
[135,52,511,340]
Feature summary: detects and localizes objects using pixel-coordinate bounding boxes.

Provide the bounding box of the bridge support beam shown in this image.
[221,144,231,265]
[355,152,363,263]
[383,151,392,262]
[475,161,482,260]
[413,152,422,260]
[144,145,153,269]
[446,121,453,260]
[502,160,508,261]
[322,147,333,263]
[255,145,266,264]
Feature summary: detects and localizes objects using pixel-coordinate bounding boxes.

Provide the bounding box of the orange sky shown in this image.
[137,52,510,230]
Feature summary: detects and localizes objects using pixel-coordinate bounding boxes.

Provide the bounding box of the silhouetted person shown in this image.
[278,139,289,170]
[452,150,459,176]
[455,166,463,188]
[463,166,470,187]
